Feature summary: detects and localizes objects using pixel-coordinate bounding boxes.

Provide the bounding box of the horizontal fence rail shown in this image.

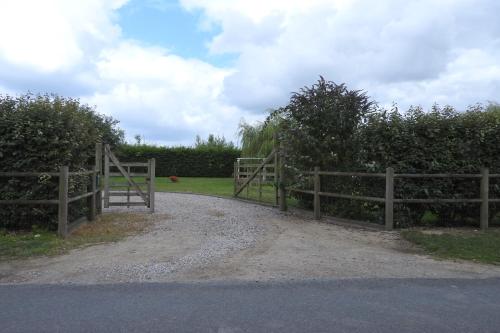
[286,167,495,230]
[0,143,104,237]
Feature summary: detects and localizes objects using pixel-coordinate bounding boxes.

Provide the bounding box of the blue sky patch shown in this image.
[117,0,236,67]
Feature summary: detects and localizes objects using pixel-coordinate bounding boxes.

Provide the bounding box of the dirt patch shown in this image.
[2,193,500,284]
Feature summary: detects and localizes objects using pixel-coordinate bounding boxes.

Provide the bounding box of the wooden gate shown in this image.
[233,137,287,211]
[103,144,156,212]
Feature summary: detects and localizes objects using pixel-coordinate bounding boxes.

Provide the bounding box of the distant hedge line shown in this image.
[117,145,241,177]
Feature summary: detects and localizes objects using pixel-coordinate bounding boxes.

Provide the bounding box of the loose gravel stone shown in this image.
[2,192,500,284]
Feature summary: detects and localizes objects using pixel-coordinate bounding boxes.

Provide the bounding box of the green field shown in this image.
[110,176,279,205]
[402,229,500,265]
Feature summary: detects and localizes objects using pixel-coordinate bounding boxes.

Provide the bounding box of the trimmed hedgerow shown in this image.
[273,77,500,227]
[0,93,124,230]
[117,145,241,177]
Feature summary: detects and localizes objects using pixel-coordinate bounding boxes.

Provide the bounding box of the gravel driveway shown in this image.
[2,193,500,284]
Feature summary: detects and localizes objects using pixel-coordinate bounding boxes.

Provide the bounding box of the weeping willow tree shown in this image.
[238,113,280,157]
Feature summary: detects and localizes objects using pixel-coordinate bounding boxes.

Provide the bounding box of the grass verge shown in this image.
[0,213,156,261]
[401,228,500,265]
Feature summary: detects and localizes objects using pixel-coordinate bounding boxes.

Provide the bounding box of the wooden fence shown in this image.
[0,144,103,237]
[288,167,497,230]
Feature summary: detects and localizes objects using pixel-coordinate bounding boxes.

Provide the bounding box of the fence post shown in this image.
[314,166,321,220]
[233,162,238,196]
[258,168,263,201]
[58,166,69,237]
[385,167,394,230]
[89,170,97,221]
[95,143,102,214]
[274,133,279,206]
[279,141,287,211]
[149,158,156,213]
[480,167,489,230]
[104,144,110,208]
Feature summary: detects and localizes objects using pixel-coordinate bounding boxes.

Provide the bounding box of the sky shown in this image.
[0,0,499,146]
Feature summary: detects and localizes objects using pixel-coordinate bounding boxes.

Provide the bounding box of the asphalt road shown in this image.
[1,278,500,333]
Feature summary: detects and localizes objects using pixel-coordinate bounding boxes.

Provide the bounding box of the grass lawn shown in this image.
[401,229,500,265]
[0,213,154,261]
[111,176,280,205]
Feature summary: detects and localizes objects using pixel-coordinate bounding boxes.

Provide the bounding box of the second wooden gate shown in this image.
[103,144,156,212]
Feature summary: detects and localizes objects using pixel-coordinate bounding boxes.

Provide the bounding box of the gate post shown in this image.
[279,140,287,211]
[89,170,97,221]
[274,133,279,206]
[149,158,156,213]
[104,144,110,208]
[95,143,102,214]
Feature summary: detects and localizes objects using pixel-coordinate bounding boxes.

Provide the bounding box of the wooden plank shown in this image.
[318,171,386,178]
[0,171,59,177]
[68,170,95,176]
[108,191,143,196]
[90,169,96,221]
[105,145,148,203]
[110,182,148,187]
[480,168,489,229]
[319,191,386,203]
[234,149,276,196]
[58,166,69,237]
[278,141,287,211]
[233,162,237,196]
[394,198,481,203]
[68,191,93,203]
[236,164,275,168]
[395,173,481,178]
[108,202,147,207]
[110,162,149,167]
[314,166,321,220]
[149,158,155,213]
[385,167,394,230]
[274,133,279,206]
[109,172,148,177]
[0,199,59,205]
[95,143,103,215]
[104,144,110,208]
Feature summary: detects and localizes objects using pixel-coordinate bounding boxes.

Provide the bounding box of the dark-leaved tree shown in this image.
[271,76,374,171]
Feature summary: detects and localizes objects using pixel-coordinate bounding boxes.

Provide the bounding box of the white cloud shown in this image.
[0,0,248,145]
[183,0,500,111]
[0,0,126,73]
[1,0,499,146]
[86,41,244,145]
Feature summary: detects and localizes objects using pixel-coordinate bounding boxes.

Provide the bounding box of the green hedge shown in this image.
[274,78,500,227]
[117,145,241,177]
[286,104,500,227]
[0,94,123,230]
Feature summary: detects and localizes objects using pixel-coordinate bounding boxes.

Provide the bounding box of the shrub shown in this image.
[0,93,124,230]
[117,145,241,177]
[266,77,500,227]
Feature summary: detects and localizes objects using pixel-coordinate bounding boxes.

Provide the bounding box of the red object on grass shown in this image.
[169,176,178,182]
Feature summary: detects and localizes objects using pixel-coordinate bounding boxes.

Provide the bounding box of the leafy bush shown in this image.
[117,144,241,177]
[266,77,500,227]
[0,93,124,230]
